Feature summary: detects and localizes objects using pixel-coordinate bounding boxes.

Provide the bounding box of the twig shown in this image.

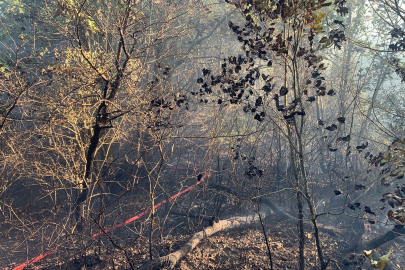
[256,206,274,270]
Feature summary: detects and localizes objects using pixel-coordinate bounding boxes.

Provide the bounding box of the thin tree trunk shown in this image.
[297,191,305,270]
[290,146,305,270]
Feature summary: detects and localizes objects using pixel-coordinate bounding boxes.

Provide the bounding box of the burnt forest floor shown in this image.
[8,220,405,270]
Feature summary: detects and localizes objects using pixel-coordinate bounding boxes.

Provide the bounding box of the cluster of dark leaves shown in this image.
[197,40,336,125]
[147,94,188,129]
[346,200,376,217]
[337,134,350,142]
[245,156,263,179]
[329,29,346,49]
[346,202,361,211]
[336,191,380,224]
[367,152,386,167]
[381,190,405,208]
[332,139,404,222]
[194,0,348,127]
[388,27,405,81]
[231,142,241,161]
[335,0,349,16]
[330,0,348,49]
[350,139,405,227]
[384,188,405,228]
[319,115,369,154]
[222,6,356,168]
[391,57,405,82]
[388,28,405,51]
[246,162,264,179]
[230,139,263,179]
[145,68,188,131]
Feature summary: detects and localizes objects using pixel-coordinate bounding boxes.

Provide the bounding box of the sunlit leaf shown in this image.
[375,247,393,269]
[364,250,376,265]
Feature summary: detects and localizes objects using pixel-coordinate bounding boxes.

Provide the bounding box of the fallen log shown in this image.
[138,215,260,270]
[360,226,405,251]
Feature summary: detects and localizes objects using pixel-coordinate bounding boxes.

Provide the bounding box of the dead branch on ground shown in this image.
[138,215,260,270]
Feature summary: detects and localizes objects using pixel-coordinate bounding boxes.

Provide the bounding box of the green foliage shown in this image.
[364,248,393,270]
